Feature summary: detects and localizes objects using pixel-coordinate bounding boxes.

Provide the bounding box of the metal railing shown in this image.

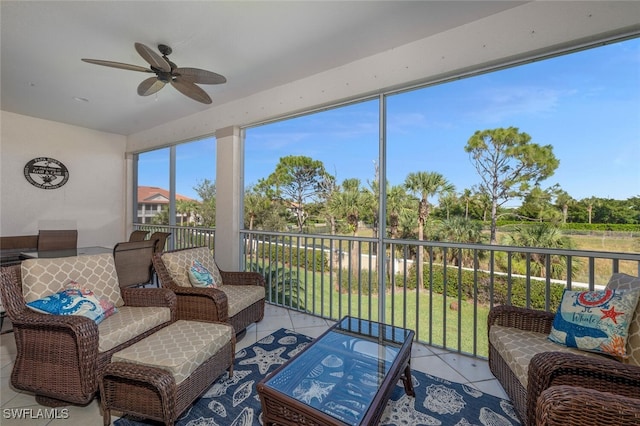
[135,224,640,359]
[133,224,215,252]
[241,229,640,359]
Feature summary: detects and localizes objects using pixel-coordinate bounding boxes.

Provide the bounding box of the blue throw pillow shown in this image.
[26,282,117,324]
[188,259,216,288]
[548,288,640,357]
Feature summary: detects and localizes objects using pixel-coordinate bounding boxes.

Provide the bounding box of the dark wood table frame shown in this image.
[257,316,415,426]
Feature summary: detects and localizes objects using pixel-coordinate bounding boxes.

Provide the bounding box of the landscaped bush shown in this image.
[403,264,565,311]
[253,242,328,272]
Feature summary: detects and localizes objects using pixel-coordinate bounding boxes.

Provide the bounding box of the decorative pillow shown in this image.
[548,288,640,358]
[606,273,640,366]
[188,259,217,288]
[26,281,117,324]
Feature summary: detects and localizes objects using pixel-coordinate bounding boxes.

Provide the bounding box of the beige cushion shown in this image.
[219,285,266,317]
[606,273,640,366]
[111,320,233,384]
[162,247,221,288]
[98,306,171,352]
[21,253,124,308]
[489,325,606,388]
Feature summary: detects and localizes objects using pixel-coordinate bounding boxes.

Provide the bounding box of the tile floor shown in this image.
[0,305,509,425]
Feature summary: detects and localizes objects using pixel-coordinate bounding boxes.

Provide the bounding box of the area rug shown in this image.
[115,328,520,426]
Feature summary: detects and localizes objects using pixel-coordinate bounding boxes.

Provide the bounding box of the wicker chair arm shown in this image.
[120,287,176,308]
[536,385,640,426]
[219,270,265,287]
[527,351,640,424]
[487,304,555,334]
[169,286,229,322]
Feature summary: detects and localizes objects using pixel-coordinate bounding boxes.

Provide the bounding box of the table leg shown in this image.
[401,364,415,397]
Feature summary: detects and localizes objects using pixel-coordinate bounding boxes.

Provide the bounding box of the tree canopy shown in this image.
[464,127,559,243]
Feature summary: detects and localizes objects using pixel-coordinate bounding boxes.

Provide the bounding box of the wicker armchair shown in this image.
[0,254,176,407]
[531,353,640,425]
[489,304,640,425]
[153,246,265,334]
[536,384,640,426]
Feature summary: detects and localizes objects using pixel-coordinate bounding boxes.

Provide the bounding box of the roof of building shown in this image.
[137,186,196,204]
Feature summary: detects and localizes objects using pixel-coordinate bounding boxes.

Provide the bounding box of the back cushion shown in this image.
[21,253,125,308]
[162,247,219,287]
[606,273,640,366]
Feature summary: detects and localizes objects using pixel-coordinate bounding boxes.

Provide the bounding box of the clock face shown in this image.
[24,157,69,189]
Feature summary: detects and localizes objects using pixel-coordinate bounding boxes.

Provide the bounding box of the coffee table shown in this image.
[257,316,415,426]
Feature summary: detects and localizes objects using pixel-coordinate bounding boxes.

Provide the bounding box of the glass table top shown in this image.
[263,316,413,425]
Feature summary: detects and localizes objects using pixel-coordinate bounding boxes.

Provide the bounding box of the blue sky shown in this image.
[140,37,639,204]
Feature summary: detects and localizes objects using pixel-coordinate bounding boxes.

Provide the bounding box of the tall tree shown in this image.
[386,184,411,239]
[465,127,559,244]
[266,155,332,232]
[328,178,368,273]
[553,188,574,224]
[194,179,217,227]
[404,171,455,289]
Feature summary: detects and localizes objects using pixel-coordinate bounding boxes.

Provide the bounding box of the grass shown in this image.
[263,265,490,357]
[253,229,637,358]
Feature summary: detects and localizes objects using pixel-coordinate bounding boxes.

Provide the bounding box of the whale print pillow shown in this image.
[188,259,216,288]
[548,288,640,357]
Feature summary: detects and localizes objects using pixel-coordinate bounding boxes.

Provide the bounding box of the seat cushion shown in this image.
[111,320,233,384]
[219,285,265,317]
[21,253,125,308]
[98,306,171,352]
[489,325,606,388]
[162,247,221,288]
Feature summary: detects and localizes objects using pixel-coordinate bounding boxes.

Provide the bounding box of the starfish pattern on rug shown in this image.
[114,328,519,426]
[238,345,288,375]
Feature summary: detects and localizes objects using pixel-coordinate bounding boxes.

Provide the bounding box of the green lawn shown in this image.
[265,266,490,357]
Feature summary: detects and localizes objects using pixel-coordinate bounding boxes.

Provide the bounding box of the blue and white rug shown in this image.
[115,328,520,426]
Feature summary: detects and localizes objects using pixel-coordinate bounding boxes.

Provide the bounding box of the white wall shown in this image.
[0,111,127,246]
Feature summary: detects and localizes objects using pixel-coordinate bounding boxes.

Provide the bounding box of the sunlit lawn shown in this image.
[266,267,490,357]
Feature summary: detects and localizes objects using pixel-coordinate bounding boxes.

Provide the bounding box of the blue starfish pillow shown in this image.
[548,288,640,358]
[188,259,217,288]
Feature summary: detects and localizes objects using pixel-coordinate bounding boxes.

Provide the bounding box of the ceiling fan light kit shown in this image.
[82,42,226,104]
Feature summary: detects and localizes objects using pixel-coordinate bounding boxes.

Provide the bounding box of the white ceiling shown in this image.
[1,1,527,136]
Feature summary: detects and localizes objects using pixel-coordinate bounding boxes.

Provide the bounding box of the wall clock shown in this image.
[24,157,69,189]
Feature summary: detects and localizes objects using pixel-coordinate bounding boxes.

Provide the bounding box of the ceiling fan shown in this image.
[82,43,226,104]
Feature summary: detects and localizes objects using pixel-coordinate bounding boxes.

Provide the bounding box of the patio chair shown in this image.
[152,246,265,334]
[148,231,171,253]
[0,253,176,406]
[37,229,77,251]
[488,272,640,425]
[113,239,157,288]
[128,230,149,242]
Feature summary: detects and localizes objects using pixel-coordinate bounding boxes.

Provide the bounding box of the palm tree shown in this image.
[436,216,485,267]
[502,223,576,279]
[461,189,473,220]
[554,189,574,224]
[386,184,411,239]
[404,171,455,290]
[328,179,368,275]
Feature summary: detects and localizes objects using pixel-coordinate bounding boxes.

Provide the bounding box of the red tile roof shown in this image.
[137,186,196,204]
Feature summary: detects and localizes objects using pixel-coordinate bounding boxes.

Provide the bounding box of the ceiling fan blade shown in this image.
[174,67,227,84]
[82,58,152,73]
[134,42,171,72]
[137,77,166,96]
[171,78,212,104]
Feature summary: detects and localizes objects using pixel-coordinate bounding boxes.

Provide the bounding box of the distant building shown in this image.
[137,186,198,224]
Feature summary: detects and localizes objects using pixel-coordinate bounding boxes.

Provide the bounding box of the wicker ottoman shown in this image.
[100,320,235,426]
